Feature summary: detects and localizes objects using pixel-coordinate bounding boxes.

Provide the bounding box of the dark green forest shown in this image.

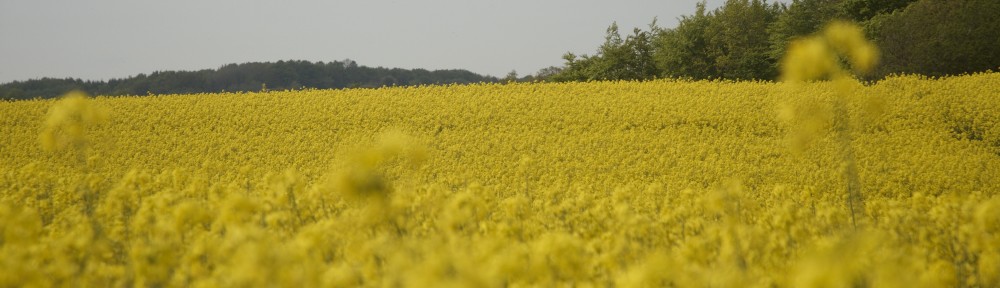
[3,0,997,100]
[0,60,497,100]
[546,0,1000,82]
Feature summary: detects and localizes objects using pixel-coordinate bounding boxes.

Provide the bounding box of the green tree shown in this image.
[532,66,563,81]
[552,22,660,81]
[624,24,660,80]
[839,0,917,22]
[873,0,1000,77]
[504,70,519,82]
[654,2,716,79]
[704,0,783,80]
[767,0,844,65]
[655,0,782,80]
[549,52,602,82]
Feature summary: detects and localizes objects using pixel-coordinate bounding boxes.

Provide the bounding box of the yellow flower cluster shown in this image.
[1,71,998,286]
[38,91,109,154]
[781,21,879,82]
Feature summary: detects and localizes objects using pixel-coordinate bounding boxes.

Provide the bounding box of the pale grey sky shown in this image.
[0,0,751,83]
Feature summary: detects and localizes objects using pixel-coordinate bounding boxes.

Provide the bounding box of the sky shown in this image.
[0,0,748,83]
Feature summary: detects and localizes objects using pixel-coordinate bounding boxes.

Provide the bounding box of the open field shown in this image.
[2,73,999,287]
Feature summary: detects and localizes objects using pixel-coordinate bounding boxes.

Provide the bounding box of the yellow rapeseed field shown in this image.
[1,23,999,287]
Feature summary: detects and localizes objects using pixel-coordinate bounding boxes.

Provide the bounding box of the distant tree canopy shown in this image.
[0,60,498,100]
[549,22,660,82]
[872,0,1000,78]
[546,0,998,82]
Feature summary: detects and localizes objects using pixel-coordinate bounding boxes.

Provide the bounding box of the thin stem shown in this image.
[832,93,864,230]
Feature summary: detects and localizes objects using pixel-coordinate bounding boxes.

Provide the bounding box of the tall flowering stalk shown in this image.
[780,21,879,229]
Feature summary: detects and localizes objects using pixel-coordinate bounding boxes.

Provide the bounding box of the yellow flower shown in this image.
[39,91,108,152]
[781,37,836,82]
[823,21,879,74]
[781,21,879,82]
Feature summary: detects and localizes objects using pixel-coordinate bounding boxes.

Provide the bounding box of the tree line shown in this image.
[4,0,997,100]
[543,0,999,82]
[0,60,498,100]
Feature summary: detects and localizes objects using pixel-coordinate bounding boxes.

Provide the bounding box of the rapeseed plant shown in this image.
[0,49,997,286]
